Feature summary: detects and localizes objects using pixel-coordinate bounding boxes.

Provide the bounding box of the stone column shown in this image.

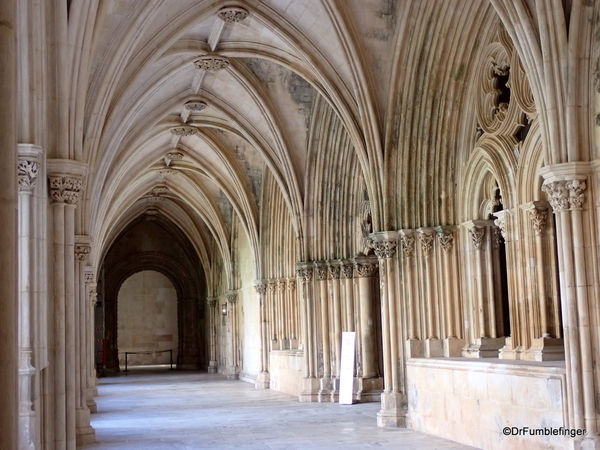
[0,0,19,447]
[315,262,332,402]
[435,226,464,356]
[74,240,94,445]
[296,263,319,402]
[206,297,217,373]
[267,280,277,349]
[340,261,354,332]
[372,232,406,428]
[83,268,97,413]
[541,170,597,438]
[48,159,87,450]
[286,278,298,348]
[226,290,239,380]
[353,256,378,378]
[399,230,422,357]
[254,282,269,388]
[328,263,342,401]
[417,228,442,357]
[17,146,41,450]
[276,279,287,349]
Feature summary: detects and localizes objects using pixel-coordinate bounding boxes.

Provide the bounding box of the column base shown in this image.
[462,337,506,358]
[405,338,423,358]
[318,376,334,402]
[255,371,270,389]
[443,337,465,357]
[377,392,407,427]
[226,365,239,380]
[76,408,96,446]
[298,377,320,402]
[424,338,443,357]
[498,337,524,360]
[18,411,35,450]
[521,337,564,361]
[86,397,97,413]
[357,377,383,402]
[208,360,218,374]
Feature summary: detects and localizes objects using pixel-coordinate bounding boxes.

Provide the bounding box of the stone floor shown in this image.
[82,368,479,450]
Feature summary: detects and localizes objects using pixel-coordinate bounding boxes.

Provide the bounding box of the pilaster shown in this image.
[253,282,269,388]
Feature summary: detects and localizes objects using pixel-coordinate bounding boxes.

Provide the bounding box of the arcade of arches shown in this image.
[2,1,600,449]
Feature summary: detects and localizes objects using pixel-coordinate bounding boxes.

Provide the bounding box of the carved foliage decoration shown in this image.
[340,264,353,279]
[529,208,548,235]
[184,100,208,112]
[217,7,249,23]
[373,240,397,259]
[436,229,454,253]
[399,234,415,258]
[468,225,485,249]
[18,160,40,192]
[328,266,341,279]
[315,266,328,281]
[169,126,198,136]
[354,262,378,278]
[566,179,586,210]
[296,267,313,284]
[75,244,91,261]
[542,181,569,212]
[254,284,267,296]
[192,56,230,71]
[49,176,83,204]
[418,231,434,257]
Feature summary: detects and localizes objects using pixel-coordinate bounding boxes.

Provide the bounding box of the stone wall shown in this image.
[407,358,569,450]
[117,270,178,366]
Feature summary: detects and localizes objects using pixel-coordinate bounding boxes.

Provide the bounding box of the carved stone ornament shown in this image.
[277,279,286,292]
[169,126,199,136]
[493,218,506,240]
[217,7,249,23]
[340,264,353,279]
[436,229,454,253]
[399,234,415,258]
[354,262,378,278]
[75,244,91,261]
[192,56,230,71]
[418,231,434,257]
[373,240,397,259]
[296,267,313,284]
[468,225,485,249]
[84,272,94,284]
[49,176,84,204]
[184,100,208,112]
[207,297,217,307]
[542,181,569,212]
[286,279,296,291]
[158,169,178,181]
[529,207,548,235]
[566,179,586,210]
[315,266,328,281]
[147,197,165,203]
[226,291,238,304]
[254,284,267,296]
[328,266,341,279]
[18,160,40,192]
[145,208,160,216]
[267,281,277,293]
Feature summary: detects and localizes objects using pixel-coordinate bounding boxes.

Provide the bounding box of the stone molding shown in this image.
[340,262,353,279]
[314,264,328,281]
[49,175,84,204]
[217,6,249,23]
[192,56,230,71]
[295,264,313,284]
[353,258,378,278]
[75,244,91,261]
[399,230,415,258]
[328,265,341,280]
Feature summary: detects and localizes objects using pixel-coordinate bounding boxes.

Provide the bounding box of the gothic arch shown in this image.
[103,251,205,371]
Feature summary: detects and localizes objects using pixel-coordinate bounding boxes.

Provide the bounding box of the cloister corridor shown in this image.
[80,369,476,450]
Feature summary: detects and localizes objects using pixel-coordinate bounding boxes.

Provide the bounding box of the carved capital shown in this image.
[542,181,569,212]
[521,202,550,235]
[192,56,230,71]
[372,240,397,259]
[296,267,313,284]
[49,176,83,204]
[286,278,296,291]
[314,265,328,281]
[328,265,341,280]
[566,179,586,210]
[226,290,238,304]
[277,279,286,292]
[207,297,217,308]
[354,262,378,278]
[18,160,40,193]
[340,263,353,279]
[254,284,267,296]
[84,272,94,284]
[217,6,249,23]
[75,244,91,261]
[399,230,415,258]
[435,227,455,253]
[267,281,277,293]
[466,224,485,249]
[417,229,435,257]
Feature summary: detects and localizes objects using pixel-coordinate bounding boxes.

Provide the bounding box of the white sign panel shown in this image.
[339,331,356,405]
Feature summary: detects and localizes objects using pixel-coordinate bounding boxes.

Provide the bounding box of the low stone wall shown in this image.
[407,358,570,450]
[269,350,303,397]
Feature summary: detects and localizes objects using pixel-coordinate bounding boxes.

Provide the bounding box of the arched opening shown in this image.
[117,270,179,368]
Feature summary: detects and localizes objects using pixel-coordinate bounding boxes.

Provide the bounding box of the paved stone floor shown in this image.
[82,368,478,450]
